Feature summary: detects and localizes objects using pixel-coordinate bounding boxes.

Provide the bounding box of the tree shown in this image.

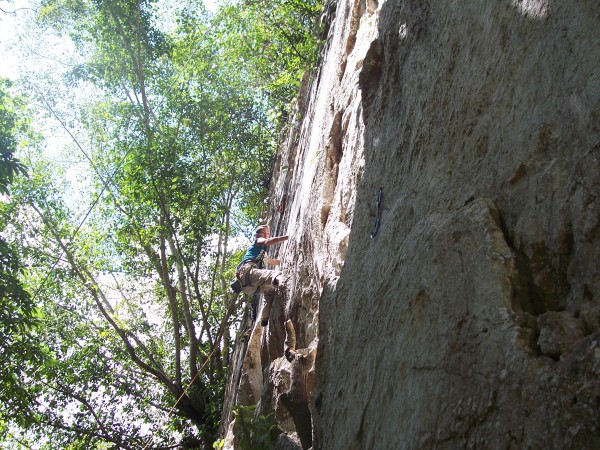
[0,79,27,195]
[0,78,48,437]
[1,0,273,447]
[1,0,323,446]
[214,0,323,106]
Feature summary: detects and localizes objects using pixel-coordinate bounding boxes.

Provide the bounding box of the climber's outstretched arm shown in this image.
[257,234,289,247]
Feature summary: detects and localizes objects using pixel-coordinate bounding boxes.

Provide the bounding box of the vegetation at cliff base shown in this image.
[0,0,323,447]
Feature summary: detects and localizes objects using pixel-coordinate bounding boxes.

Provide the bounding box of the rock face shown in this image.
[221,0,600,448]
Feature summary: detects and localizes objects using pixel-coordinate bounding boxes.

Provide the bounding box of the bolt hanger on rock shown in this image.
[370,187,383,238]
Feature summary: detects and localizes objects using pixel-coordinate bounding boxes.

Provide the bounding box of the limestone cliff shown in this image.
[221,1,600,448]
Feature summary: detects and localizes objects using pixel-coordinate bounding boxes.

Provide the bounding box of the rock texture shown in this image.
[221,0,600,448]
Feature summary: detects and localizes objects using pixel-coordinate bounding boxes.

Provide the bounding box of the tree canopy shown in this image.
[0,0,323,448]
[0,79,28,195]
[0,78,47,438]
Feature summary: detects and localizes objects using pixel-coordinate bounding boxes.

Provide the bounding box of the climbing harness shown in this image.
[232,241,266,295]
[237,261,254,285]
[232,261,259,295]
[370,187,383,239]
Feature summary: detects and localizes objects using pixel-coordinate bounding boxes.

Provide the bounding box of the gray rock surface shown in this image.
[221,0,600,448]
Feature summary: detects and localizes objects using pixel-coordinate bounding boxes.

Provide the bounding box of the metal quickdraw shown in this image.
[370,187,383,239]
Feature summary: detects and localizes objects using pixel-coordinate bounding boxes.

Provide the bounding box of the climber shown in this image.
[236,225,288,327]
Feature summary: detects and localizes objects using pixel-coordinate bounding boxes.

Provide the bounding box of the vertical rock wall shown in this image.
[222,1,600,448]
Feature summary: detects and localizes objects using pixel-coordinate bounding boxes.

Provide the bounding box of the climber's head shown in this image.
[254,225,270,239]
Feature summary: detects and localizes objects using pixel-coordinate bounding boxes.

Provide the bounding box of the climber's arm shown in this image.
[257,235,289,246]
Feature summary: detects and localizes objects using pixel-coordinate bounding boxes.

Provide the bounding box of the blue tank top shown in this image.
[241,240,267,264]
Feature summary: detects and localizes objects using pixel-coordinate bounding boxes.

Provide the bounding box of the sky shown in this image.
[0,0,220,79]
[0,0,222,212]
[0,0,31,79]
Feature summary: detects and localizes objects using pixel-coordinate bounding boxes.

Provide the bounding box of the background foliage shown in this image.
[0,0,323,448]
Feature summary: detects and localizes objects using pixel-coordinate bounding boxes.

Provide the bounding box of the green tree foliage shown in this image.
[231,405,278,450]
[1,0,323,447]
[214,0,324,109]
[0,80,48,435]
[0,79,27,195]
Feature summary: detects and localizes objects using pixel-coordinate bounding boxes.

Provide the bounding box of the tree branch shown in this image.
[28,201,179,395]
